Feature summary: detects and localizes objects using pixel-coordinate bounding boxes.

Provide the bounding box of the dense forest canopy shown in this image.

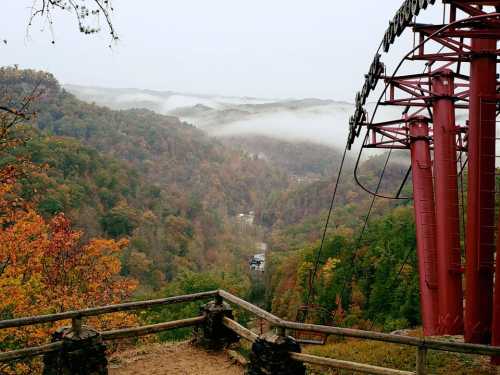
[0,67,290,288]
[0,66,436,374]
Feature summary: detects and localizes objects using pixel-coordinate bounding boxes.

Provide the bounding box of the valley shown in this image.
[0,67,447,374]
[64,73,417,330]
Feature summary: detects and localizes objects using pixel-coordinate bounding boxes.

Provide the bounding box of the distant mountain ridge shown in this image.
[64,84,354,148]
[64,84,281,112]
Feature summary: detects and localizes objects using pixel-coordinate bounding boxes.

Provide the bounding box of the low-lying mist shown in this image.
[65,85,403,153]
[190,105,351,150]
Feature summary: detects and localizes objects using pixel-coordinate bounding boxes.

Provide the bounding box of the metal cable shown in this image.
[368,246,413,331]
[352,14,496,199]
[330,147,394,323]
[301,142,349,322]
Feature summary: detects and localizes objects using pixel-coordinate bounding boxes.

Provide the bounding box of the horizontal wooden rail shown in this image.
[0,342,63,363]
[0,316,205,363]
[217,290,500,357]
[295,338,326,345]
[222,317,258,343]
[221,319,414,375]
[2,288,500,372]
[101,316,204,341]
[218,290,281,325]
[221,316,415,375]
[221,317,414,374]
[0,290,217,329]
[290,352,415,375]
[281,321,500,357]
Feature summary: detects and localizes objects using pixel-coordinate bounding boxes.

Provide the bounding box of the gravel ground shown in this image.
[108,341,245,375]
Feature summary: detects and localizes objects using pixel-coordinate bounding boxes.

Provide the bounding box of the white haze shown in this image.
[186,104,351,148]
[66,85,403,152]
[160,95,275,112]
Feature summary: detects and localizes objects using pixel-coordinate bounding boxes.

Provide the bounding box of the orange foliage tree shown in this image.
[0,209,138,323]
[0,182,138,374]
[0,96,137,374]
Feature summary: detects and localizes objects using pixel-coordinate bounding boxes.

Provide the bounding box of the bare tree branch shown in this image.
[0,77,44,155]
[25,0,118,45]
[0,106,28,118]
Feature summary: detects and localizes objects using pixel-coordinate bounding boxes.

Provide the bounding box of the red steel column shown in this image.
[465,38,497,344]
[492,7,500,362]
[493,213,500,364]
[431,69,464,335]
[409,116,439,336]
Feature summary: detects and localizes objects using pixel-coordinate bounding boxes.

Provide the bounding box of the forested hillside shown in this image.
[257,152,410,250]
[1,67,425,359]
[266,205,421,331]
[222,135,345,178]
[0,67,286,293]
[255,150,421,332]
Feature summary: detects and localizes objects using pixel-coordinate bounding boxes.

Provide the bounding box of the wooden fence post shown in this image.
[416,346,427,375]
[196,298,239,350]
[72,317,82,337]
[247,331,305,375]
[43,316,108,375]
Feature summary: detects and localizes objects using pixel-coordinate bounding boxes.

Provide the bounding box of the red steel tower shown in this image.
[348,0,500,355]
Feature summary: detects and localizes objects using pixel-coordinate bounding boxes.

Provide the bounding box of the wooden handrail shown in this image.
[218,290,282,325]
[0,290,217,329]
[221,316,415,375]
[289,352,415,375]
[101,316,204,341]
[0,316,205,363]
[222,317,258,343]
[2,288,500,373]
[280,321,500,357]
[217,290,500,357]
[0,342,63,363]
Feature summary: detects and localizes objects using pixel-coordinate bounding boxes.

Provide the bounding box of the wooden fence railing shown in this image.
[0,290,217,363]
[1,289,499,375]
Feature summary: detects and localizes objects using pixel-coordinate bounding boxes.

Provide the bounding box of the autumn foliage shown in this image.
[0,91,137,374]
[0,207,137,321]
[0,177,137,373]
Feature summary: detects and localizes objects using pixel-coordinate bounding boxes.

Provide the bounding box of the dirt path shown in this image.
[108,342,245,375]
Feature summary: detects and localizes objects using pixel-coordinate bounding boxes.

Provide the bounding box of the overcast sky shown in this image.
[2,1,443,100]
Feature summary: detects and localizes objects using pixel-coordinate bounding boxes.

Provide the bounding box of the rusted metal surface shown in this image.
[494,209,500,364]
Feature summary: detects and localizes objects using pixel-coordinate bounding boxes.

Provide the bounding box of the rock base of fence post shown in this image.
[195,298,239,350]
[43,326,108,375]
[246,332,305,375]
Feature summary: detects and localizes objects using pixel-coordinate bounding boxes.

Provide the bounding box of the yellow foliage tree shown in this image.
[0,179,138,374]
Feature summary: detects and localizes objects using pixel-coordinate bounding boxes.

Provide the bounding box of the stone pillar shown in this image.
[246,332,305,375]
[196,297,239,350]
[43,319,108,375]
